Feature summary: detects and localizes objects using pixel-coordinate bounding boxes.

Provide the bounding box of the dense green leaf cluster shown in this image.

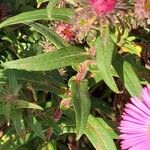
[0,0,149,150]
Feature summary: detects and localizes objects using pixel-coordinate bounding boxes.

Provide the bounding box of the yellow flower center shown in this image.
[79,19,87,26]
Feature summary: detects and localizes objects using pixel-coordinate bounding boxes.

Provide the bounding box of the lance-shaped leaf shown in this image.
[25,114,45,140]
[0,69,66,95]
[0,8,73,28]
[11,109,26,140]
[7,70,21,96]
[12,99,43,110]
[96,35,119,93]
[113,54,142,97]
[71,79,91,140]
[96,118,118,139]
[123,61,142,97]
[29,23,69,48]
[2,46,89,71]
[126,56,150,83]
[84,115,117,150]
[2,103,11,125]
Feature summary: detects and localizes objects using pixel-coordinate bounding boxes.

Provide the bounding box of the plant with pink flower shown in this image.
[54,22,75,42]
[88,0,117,16]
[119,85,150,150]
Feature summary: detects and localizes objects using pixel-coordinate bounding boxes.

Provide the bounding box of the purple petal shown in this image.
[124,108,149,121]
[130,97,150,116]
[128,140,150,150]
[122,114,146,125]
[125,103,150,119]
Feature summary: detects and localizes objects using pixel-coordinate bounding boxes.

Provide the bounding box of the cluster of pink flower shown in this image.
[54,0,150,43]
[55,22,75,42]
[89,0,150,19]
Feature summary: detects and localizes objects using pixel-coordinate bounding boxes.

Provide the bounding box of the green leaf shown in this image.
[113,54,142,97]
[11,109,26,140]
[0,8,73,28]
[2,46,89,71]
[8,70,21,95]
[124,55,150,83]
[25,114,45,140]
[96,35,119,93]
[2,103,11,124]
[71,79,91,140]
[123,61,142,97]
[0,103,3,114]
[42,113,62,135]
[0,69,67,95]
[0,70,7,84]
[8,70,18,92]
[12,99,43,110]
[97,118,118,139]
[51,8,73,22]
[85,115,117,150]
[29,23,69,48]
[0,9,48,28]
[47,0,59,20]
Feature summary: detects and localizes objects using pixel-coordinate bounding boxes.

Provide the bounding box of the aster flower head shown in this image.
[134,0,150,19]
[88,0,117,16]
[119,85,150,150]
[54,22,75,43]
[72,8,96,41]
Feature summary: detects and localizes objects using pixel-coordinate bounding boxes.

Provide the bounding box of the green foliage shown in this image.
[0,8,73,28]
[2,46,88,71]
[11,109,26,139]
[29,22,69,48]
[113,54,142,96]
[85,115,117,150]
[0,0,149,150]
[71,79,91,140]
[96,32,119,93]
[25,114,45,140]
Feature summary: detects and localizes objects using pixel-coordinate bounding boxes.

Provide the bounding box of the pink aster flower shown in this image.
[134,0,150,19]
[119,85,150,150]
[88,0,117,16]
[54,22,75,42]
